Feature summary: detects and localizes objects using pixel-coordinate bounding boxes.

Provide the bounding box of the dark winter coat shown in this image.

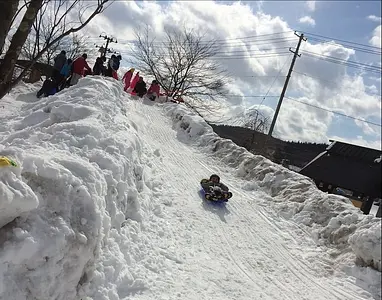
[93,57,105,75]
[200,179,229,192]
[36,79,57,98]
[113,58,120,70]
[133,80,147,96]
[53,53,67,71]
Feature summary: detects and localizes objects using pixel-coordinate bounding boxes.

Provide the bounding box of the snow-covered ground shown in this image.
[0,77,381,300]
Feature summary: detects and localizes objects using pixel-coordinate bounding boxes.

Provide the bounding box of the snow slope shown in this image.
[0,77,380,300]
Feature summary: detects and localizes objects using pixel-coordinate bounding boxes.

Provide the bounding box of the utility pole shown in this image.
[98,34,117,57]
[268,31,306,136]
[95,45,118,56]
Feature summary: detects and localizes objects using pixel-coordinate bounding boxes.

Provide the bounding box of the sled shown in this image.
[199,187,232,204]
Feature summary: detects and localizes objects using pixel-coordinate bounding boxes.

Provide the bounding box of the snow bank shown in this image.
[0,77,158,299]
[163,103,382,272]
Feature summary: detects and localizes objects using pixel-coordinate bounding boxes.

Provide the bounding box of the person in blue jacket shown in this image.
[58,58,72,90]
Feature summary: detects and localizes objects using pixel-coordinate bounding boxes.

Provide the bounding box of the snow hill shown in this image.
[0,77,381,300]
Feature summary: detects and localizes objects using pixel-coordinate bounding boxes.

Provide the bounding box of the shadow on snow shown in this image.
[197,189,230,223]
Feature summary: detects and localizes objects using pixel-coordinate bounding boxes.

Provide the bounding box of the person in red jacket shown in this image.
[146,80,160,101]
[122,68,135,92]
[130,72,140,91]
[70,53,92,86]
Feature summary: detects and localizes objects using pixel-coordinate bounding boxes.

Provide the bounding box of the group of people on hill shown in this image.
[36,50,162,102]
[37,50,93,98]
[37,50,124,98]
[122,68,161,101]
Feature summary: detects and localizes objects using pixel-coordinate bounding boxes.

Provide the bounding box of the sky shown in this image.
[84,1,380,149]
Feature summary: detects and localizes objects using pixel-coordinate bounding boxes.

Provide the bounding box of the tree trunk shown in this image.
[0,0,19,55]
[0,0,43,99]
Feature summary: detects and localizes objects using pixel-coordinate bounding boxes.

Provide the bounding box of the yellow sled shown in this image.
[0,156,18,167]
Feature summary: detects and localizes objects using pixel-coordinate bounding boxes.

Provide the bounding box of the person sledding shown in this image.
[200,174,232,202]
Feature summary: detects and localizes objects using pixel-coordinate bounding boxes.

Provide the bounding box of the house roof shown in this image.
[299,140,381,197]
[327,140,381,163]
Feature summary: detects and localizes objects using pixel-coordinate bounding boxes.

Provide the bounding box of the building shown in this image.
[299,140,381,215]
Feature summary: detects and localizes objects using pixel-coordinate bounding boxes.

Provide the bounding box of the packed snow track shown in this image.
[108,97,375,300]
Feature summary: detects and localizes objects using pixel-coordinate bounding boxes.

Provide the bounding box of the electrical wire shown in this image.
[299,30,382,50]
[301,50,381,71]
[301,52,382,74]
[258,56,291,107]
[284,96,382,127]
[88,31,296,46]
[305,36,381,55]
[292,70,381,97]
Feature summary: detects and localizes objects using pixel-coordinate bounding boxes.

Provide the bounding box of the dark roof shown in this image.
[327,140,381,163]
[299,140,381,197]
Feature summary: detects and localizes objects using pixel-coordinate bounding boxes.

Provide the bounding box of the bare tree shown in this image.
[243,109,270,150]
[22,30,92,65]
[0,0,20,56]
[243,109,270,134]
[128,25,227,103]
[0,0,113,99]
[20,0,95,64]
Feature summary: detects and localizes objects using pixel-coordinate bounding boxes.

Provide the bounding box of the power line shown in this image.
[292,70,382,97]
[210,52,292,59]
[284,96,382,127]
[93,31,295,45]
[239,75,288,78]
[299,30,381,50]
[301,50,382,71]
[305,36,381,56]
[258,56,291,107]
[301,52,382,74]
[225,95,280,98]
[212,46,291,55]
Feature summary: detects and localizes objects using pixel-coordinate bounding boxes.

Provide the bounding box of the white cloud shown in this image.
[305,1,316,12]
[299,16,316,27]
[369,25,381,48]
[367,15,382,22]
[87,1,381,148]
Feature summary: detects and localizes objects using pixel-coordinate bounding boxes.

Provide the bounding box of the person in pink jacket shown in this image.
[146,80,160,101]
[130,72,140,91]
[122,68,135,92]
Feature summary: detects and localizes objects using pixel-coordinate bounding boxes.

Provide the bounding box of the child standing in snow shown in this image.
[70,53,92,86]
[58,58,72,91]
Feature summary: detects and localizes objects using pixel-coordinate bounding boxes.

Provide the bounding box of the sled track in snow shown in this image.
[123,98,374,300]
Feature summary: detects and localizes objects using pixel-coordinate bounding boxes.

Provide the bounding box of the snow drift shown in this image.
[163,103,382,272]
[0,77,156,299]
